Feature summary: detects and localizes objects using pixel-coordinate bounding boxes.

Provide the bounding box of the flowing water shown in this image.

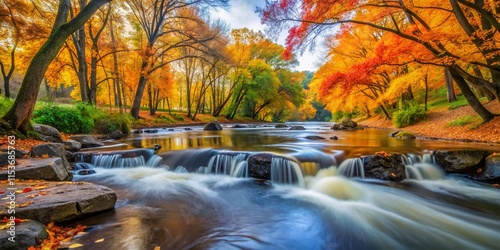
[70,122,500,249]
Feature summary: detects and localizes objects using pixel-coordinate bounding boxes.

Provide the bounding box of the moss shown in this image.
[395,131,416,139]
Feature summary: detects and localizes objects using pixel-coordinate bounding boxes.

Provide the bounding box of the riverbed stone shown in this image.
[33,124,63,143]
[204,121,223,131]
[394,131,416,139]
[432,150,487,173]
[108,130,124,140]
[0,220,48,250]
[31,143,71,170]
[289,126,306,130]
[362,153,406,181]
[305,135,325,140]
[275,123,288,128]
[232,124,247,128]
[69,135,105,148]
[63,139,82,152]
[0,181,117,224]
[0,158,71,181]
[475,153,500,182]
[247,153,273,180]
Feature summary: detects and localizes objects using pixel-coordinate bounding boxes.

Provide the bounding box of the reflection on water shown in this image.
[124,122,499,157]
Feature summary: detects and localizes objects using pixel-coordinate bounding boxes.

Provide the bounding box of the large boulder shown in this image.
[0,181,117,224]
[332,118,362,131]
[247,153,273,180]
[0,220,48,250]
[432,150,488,173]
[204,121,223,131]
[362,153,406,181]
[0,149,28,166]
[30,143,71,170]
[69,135,104,148]
[108,130,124,140]
[0,158,71,181]
[63,139,82,152]
[33,124,63,143]
[475,153,500,182]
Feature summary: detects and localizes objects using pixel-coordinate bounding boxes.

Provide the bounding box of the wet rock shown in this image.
[247,153,273,180]
[69,135,105,148]
[362,153,406,181]
[33,124,63,143]
[0,149,28,166]
[204,121,223,131]
[475,153,500,182]
[63,139,82,152]
[66,151,75,163]
[0,181,117,224]
[394,131,416,139]
[168,128,175,131]
[289,126,306,130]
[275,123,288,128]
[341,118,357,128]
[0,158,71,181]
[305,135,325,140]
[432,150,487,173]
[31,143,71,170]
[0,220,48,250]
[389,131,400,137]
[330,136,339,140]
[78,169,96,175]
[184,127,192,131]
[232,124,247,128]
[108,130,124,140]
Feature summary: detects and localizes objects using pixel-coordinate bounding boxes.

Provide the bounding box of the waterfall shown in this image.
[337,158,365,178]
[91,154,146,168]
[231,161,248,178]
[146,155,163,167]
[206,153,248,175]
[174,166,189,173]
[403,154,444,180]
[271,157,305,187]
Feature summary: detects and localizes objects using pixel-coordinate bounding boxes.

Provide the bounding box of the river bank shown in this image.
[358,101,500,143]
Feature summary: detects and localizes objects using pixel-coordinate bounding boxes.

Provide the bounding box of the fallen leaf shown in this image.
[95,238,104,243]
[39,191,47,195]
[69,243,84,248]
[33,186,48,190]
[20,201,33,207]
[22,187,33,193]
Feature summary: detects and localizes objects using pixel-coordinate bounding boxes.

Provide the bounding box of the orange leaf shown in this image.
[22,187,33,193]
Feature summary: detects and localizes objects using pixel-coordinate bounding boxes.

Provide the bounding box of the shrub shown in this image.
[33,105,93,134]
[331,111,344,122]
[94,113,133,135]
[153,114,175,124]
[392,101,426,128]
[172,113,185,121]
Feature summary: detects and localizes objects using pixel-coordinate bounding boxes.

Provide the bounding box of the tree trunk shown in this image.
[448,66,494,122]
[1,0,111,134]
[130,61,149,118]
[445,68,457,102]
[424,73,429,111]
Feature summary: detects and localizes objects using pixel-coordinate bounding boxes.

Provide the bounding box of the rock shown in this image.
[0,220,48,250]
[362,153,406,181]
[77,169,96,175]
[247,153,273,180]
[432,150,487,173]
[31,143,71,170]
[69,135,104,148]
[168,128,175,131]
[108,130,124,140]
[330,136,339,140]
[394,131,416,139]
[389,131,401,137]
[331,124,342,130]
[232,124,247,128]
[305,135,325,140]
[475,153,500,182]
[66,151,75,162]
[144,129,158,133]
[0,149,28,167]
[275,123,288,128]
[341,118,357,128]
[0,158,71,181]
[0,181,117,224]
[63,139,82,152]
[289,126,306,130]
[184,128,192,131]
[204,121,223,131]
[33,124,63,143]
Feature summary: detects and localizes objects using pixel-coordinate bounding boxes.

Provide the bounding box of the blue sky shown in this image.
[211,0,321,72]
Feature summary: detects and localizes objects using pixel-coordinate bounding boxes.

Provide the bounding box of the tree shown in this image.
[259,0,499,122]
[126,0,228,119]
[1,0,111,134]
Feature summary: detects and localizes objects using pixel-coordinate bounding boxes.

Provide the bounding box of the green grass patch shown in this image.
[392,101,427,128]
[153,114,175,124]
[446,115,482,129]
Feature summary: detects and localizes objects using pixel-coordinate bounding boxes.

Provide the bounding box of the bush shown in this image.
[392,101,426,128]
[33,105,93,134]
[153,114,175,124]
[94,113,133,135]
[331,111,344,122]
[172,113,185,121]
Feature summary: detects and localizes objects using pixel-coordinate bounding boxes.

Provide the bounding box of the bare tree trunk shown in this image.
[445,68,456,102]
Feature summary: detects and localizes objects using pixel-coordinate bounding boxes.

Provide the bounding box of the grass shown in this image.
[446,115,482,129]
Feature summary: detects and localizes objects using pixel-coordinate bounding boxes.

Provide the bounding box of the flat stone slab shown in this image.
[0,181,116,224]
[0,158,70,181]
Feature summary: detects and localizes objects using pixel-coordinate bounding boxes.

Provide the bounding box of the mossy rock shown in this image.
[394,131,416,139]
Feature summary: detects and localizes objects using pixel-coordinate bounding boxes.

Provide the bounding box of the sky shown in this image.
[211,0,323,72]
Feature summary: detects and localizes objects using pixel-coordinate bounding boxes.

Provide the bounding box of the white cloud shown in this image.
[211,0,323,72]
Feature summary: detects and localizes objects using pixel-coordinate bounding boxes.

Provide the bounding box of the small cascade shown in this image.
[92,154,146,168]
[337,158,365,178]
[174,166,188,173]
[271,157,305,187]
[158,149,218,172]
[146,155,163,167]
[231,161,248,178]
[73,162,92,170]
[403,154,444,180]
[206,153,248,175]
